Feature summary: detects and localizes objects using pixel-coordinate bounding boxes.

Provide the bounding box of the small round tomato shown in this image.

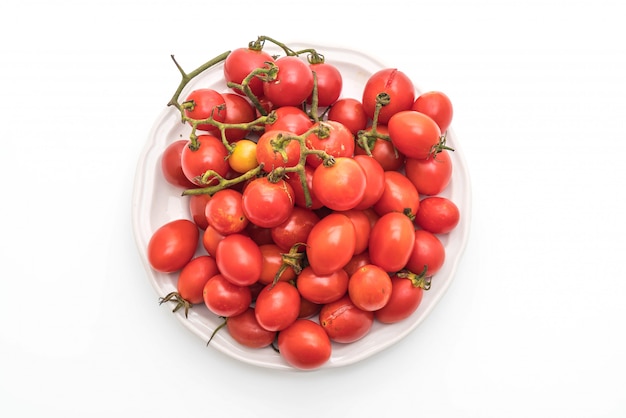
[319,294,374,343]
[338,209,371,255]
[415,196,460,234]
[265,106,313,135]
[258,243,297,286]
[161,140,197,189]
[362,68,415,124]
[147,219,199,273]
[312,157,367,211]
[177,255,219,305]
[306,213,356,276]
[374,275,424,324]
[368,212,415,273]
[327,98,368,136]
[215,233,263,286]
[388,110,442,160]
[278,319,331,370]
[201,224,226,256]
[263,56,314,108]
[405,229,446,276]
[308,61,343,106]
[348,264,392,311]
[270,206,320,252]
[411,91,454,133]
[373,170,420,217]
[296,265,349,305]
[223,47,275,98]
[180,135,230,187]
[352,155,385,211]
[256,129,301,173]
[188,193,211,230]
[355,125,405,171]
[226,307,277,349]
[254,281,301,332]
[305,120,355,168]
[222,93,256,141]
[404,150,452,196]
[183,88,227,135]
[343,251,371,277]
[202,273,251,317]
[241,177,295,228]
[228,139,258,174]
[204,188,248,235]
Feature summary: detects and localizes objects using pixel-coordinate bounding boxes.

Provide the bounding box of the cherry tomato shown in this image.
[147,219,199,273]
[374,275,424,324]
[299,297,322,319]
[264,106,313,135]
[368,212,415,273]
[327,98,367,136]
[177,255,219,304]
[161,140,197,189]
[204,188,248,235]
[201,224,226,256]
[352,155,385,211]
[319,294,374,343]
[306,213,356,276]
[373,170,420,217]
[254,281,301,332]
[305,120,355,168]
[312,157,367,211]
[270,206,320,252]
[241,177,295,228]
[180,135,230,187]
[308,61,343,106]
[183,88,227,135]
[226,307,277,349]
[215,233,263,286]
[188,193,211,230]
[362,68,415,124]
[343,251,371,277]
[278,319,332,370]
[221,93,256,141]
[256,129,301,173]
[202,273,251,317]
[223,47,275,98]
[348,264,392,311]
[411,91,453,133]
[296,266,349,305]
[228,139,258,174]
[263,56,314,108]
[355,125,405,171]
[244,222,274,247]
[405,229,445,276]
[404,150,452,196]
[338,209,371,255]
[388,110,442,160]
[258,243,297,286]
[284,164,324,210]
[415,196,460,234]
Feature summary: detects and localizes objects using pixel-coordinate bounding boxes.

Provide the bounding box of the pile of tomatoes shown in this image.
[146,36,460,370]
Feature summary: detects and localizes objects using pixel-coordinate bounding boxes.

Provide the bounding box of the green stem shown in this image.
[182,164,264,196]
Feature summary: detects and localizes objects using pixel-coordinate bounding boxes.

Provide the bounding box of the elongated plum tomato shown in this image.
[404,150,452,196]
[405,229,445,277]
[352,155,385,211]
[177,255,219,304]
[180,135,230,187]
[223,47,275,98]
[312,157,367,212]
[254,281,301,332]
[215,233,263,286]
[306,213,356,276]
[374,275,424,324]
[319,294,374,343]
[296,265,349,305]
[263,56,314,108]
[411,91,454,134]
[373,170,420,217]
[277,319,331,370]
[362,68,415,124]
[368,212,416,273]
[147,219,199,273]
[414,196,460,234]
[202,273,251,317]
[160,140,196,189]
[387,110,442,160]
[226,307,276,349]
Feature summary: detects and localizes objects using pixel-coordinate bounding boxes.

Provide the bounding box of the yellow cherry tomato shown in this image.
[229,139,258,173]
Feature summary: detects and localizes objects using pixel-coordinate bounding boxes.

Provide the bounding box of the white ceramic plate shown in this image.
[132,43,472,371]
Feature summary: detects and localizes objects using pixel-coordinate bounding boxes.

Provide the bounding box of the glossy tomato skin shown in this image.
[411,91,453,134]
[258,243,297,286]
[296,266,349,305]
[327,98,368,136]
[161,140,197,189]
[278,319,332,370]
[229,139,258,174]
[355,125,405,171]
[147,219,199,273]
[352,155,386,211]
[373,170,420,217]
[284,164,324,210]
[374,275,424,324]
[202,273,251,317]
[215,233,263,286]
[222,93,256,141]
[224,47,275,98]
[319,294,374,343]
[306,213,356,276]
[201,224,226,256]
[226,307,277,349]
[183,88,227,134]
[388,110,442,160]
[256,129,301,173]
[308,62,343,106]
[241,177,295,228]
[305,120,355,168]
[188,193,211,230]
[362,68,415,124]
[177,255,219,304]
[312,157,367,212]
[415,196,460,234]
[270,206,320,252]
[264,106,313,135]
[254,281,301,332]
[204,188,248,235]
[404,150,452,196]
[406,229,446,276]
[263,56,314,108]
[180,135,230,187]
[368,212,416,273]
[348,264,392,311]
[338,209,371,255]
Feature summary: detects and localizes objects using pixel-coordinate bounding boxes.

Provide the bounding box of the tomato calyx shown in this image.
[396,266,432,290]
[429,132,455,158]
[272,243,306,288]
[159,291,193,318]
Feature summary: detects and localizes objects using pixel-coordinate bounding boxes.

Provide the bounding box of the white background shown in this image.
[1,0,624,416]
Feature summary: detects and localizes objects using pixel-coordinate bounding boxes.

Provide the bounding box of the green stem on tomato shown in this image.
[182,164,264,197]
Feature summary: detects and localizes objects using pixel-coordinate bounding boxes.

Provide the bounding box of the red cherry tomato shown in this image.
[278,319,331,370]
[319,294,374,343]
[254,281,301,332]
[296,266,349,305]
[308,61,343,106]
[263,56,314,108]
[355,125,405,171]
[306,213,356,276]
[204,188,248,235]
[201,224,226,256]
[180,135,230,187]
[387,110,442,160]
[202,273,251,317]
[368,212,415,273]
[284,164,324,210]
[223,47,275,98]
[405,229,446,276]
[373,170,420,217]
[352,155,385,211]
[215,233,263,286]
[256,129,301,173]
[327,98,368,136]
[411,91,454,134]
[258,243,297,286]
[338,209,371,255]
[177,255,219,304]
[221,93,256,141]
[415,196,460,234]
[226,307,277,349]
[362,68,415,124]
[241,177,295,228]
[299,297,323,319]
[188,193,211,230]
[264,106,313,135]
[343,251,371,277]
[348,264,393,311]
[312,157,367,212]
[147,219,199,273]
[270,206,320,252]
[305,120,355,168]
[374,275,425,324]
[161,140,197,189]
[404,150,453,196]
[183,88,227,135]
